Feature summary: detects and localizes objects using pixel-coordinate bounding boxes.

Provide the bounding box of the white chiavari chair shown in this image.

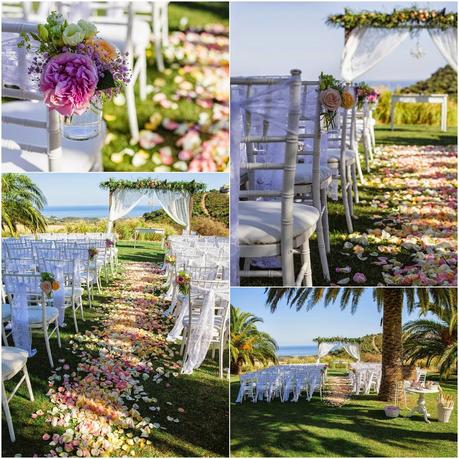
[3,273,61,368]
[233,70,320,286]
[1,20,105,172]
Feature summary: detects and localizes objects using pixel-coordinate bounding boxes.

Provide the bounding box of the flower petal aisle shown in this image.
[26,262,227,457]
[333,144,457,286]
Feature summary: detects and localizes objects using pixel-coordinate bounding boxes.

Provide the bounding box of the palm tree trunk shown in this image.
[379,289,403,402]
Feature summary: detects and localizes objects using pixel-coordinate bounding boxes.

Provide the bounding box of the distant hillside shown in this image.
[400,65,457,99]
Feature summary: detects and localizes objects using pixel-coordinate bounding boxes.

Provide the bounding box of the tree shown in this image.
[265,288,455,401]
[230,306,278,375]
[403,302,457,379]
[1,174,47,235]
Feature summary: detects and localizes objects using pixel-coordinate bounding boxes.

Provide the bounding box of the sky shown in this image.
[230,288,432,346]
[25,173,229,207]
[230,1,457,80]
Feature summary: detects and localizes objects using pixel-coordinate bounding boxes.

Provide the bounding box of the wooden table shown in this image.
[390,94,448,132]
[133,228,165,248]
[405,385,439,423]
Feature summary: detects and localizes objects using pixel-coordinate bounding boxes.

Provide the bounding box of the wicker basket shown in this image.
[384,405,400,418]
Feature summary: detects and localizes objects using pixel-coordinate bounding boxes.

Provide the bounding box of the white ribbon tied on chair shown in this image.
[181,288,216,374]
[10,283,33,357]
[166,293,188,341]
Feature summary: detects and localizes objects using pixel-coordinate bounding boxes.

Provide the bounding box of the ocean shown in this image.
[43,205,159,219]
[277,345,317,357]
[367,80,417,91]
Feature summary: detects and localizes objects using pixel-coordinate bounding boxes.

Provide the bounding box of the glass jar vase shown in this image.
[62,102,102,141]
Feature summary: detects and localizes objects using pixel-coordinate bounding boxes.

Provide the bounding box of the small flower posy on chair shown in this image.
[88,247,98,261]
[18,12,130,118]
[40,272,60,297]
[176,271,191,295]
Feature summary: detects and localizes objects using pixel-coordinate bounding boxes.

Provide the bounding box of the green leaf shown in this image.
[97,71,115,90]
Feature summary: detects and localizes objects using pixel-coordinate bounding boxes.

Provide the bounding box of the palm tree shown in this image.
[2,174,47,235]
[230,306,278,375]
[265,288,455,401]
[403,302,457,379]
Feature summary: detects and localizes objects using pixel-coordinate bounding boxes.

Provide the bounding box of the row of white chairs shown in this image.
[232,70,377,286]
[236,364,327,403]
[164,235,229,378]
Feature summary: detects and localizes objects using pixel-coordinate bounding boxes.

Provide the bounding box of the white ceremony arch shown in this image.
[315,339,361,362]
[326,8,458,81]
[99,179,206,233]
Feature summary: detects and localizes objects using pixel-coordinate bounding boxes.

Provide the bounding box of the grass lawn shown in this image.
[2,247,228,457]
[230,373,458,457]
[101,1,229,172]
[241,124,458,286]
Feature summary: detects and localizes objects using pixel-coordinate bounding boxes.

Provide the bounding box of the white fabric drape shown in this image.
[10,284,34,356]
[429,28,458,71]
[342,342,361,361]
[181,289,216,374]
[50,262,66,327]
[341,27,410,81]
[107,189,191,232]
[316,342,336,362]
[151,190,191,231]
[107,189,146,232]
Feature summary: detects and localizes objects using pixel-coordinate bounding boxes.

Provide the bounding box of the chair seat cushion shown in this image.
[2,346,28,380]
[2,101,105,172]
[327,148,356,163]
[28,306,59,325]
[295,164,333,185]
[2,304,11,321]
[238,201,320,245]
[96,19,150,56]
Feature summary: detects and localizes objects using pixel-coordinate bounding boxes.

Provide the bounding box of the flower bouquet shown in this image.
[165,255,176,266]
[176,271,191,295]
[355,82,379,109]
[319,72,355,129]
[40,272,60,297]
[18,12,130,140]
[105,238,114,248]
[88,247,98,261]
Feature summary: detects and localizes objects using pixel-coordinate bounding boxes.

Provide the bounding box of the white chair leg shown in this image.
[139,53,147,101]
[346,164,354,215]
[43,326,54,368]
[340,163,353,233]
[79,297,84,320]
[321,189,331,253]
[351,162,359,204]
[2,382,15,442]
[56,320,61,348]
[72,302,79,334]
[2,322,9,345]
[125,83,139,144]
[299,238,313,287]
[355,150,364,183]
[23,365,34,402]
[315,214,330,282]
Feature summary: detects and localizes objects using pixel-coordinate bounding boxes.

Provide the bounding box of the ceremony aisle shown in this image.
[328,142,457,286]
[2,243,228,458]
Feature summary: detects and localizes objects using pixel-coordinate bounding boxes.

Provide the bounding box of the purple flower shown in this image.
[40,53,98,116]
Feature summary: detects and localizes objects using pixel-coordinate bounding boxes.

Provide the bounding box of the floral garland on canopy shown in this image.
[99,178,206,194]
[327,7,457,32]
[313,337,363,344]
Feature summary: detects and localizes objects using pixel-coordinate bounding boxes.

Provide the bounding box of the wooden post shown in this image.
[108,190,116,233]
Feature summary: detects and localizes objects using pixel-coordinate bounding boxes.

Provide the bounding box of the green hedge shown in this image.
[374,91,457,126]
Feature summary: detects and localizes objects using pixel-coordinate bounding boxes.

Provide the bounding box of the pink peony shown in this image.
[40,53,98,116]
[320,88,341,111]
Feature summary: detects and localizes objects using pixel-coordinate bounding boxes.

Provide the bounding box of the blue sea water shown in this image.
[367,80,417,91]
[43,205,159,219]
[277,345,317,357]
